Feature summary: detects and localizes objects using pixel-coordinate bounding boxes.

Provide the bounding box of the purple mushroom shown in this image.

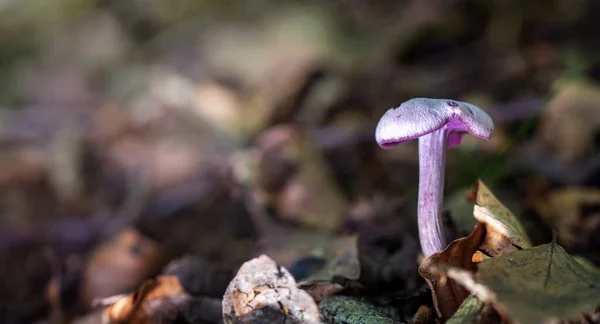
[375,98,494,257]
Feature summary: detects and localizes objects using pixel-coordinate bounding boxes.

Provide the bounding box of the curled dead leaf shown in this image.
[101,274,222,324]
[418,223,486,320]
[103,275,184,323]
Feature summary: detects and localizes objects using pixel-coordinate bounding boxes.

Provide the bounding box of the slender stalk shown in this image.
[418,129,447,257]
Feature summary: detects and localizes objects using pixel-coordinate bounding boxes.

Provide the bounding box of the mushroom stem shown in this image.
[418,129,447,257]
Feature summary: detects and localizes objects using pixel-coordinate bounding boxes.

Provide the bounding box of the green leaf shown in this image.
[477,242,600,323]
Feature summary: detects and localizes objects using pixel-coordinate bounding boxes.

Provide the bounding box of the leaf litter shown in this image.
[2,2,600,324]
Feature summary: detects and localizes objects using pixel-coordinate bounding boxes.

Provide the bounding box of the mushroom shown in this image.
[375,98,494,257]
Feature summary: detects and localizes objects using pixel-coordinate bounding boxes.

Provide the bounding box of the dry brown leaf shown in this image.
[81,228,166,308]
[222,254,321,323]
[418,223,486,320]
[103,275,184,323]
[100,275,223,324]
[411,305,434,324]
[473,180,531,256]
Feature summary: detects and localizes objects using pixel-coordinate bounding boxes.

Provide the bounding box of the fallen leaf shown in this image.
[476,242,600,323]
[80,228,166,308]
[418,223,486,320]
[103,275,184,323]
[411,305,434,324]
[101,275,223,324]
[473,180,532,256]
[532,187,600,250]
[574,256,600,276]
[222,255,321,323]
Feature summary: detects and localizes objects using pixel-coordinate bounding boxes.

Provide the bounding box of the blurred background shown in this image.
[1,0,600,322]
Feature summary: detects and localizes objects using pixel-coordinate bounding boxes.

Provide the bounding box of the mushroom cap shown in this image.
[375,98,494,149]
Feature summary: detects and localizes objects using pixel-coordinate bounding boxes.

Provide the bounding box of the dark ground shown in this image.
[1,0,600,323]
